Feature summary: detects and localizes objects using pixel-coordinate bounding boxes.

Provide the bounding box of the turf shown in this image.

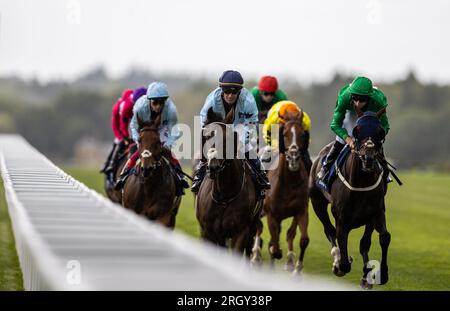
[0,176,24,290]
[1,166,448,290]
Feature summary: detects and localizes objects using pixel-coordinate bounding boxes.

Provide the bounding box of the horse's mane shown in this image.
[205,107,225,125]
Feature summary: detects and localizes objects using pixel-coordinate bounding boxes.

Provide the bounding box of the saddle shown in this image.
[316,145,352,193]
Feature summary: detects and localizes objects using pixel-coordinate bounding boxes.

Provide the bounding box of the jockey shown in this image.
[262,100,313,172]
[101,88,133,179]
[119,87,147,143]
[114,82,188,192]
[251,75,288,122]
[191,70,271,195]
[316,76,390,183]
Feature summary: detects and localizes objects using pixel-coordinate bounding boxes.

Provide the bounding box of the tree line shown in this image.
[0,69,449,170]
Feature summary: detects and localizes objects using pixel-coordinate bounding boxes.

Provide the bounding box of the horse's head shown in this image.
[352,109,386,172]
[282,110,306,171]
[203,108,237,178]
[137,114,162,178]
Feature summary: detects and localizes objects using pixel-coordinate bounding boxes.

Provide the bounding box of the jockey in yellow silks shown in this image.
[262,100,312,171]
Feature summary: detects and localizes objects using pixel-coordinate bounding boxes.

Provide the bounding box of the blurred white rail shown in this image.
[0,134,350,290]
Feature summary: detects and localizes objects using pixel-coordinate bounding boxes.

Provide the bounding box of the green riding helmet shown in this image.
[348,76,373,96]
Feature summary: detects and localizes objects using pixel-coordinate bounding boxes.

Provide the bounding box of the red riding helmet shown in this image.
[258,76,279,93]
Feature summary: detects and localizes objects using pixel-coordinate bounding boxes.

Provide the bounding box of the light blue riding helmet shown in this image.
[147,82,170,99]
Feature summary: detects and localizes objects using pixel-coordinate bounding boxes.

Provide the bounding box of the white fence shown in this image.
[0,134,350,290]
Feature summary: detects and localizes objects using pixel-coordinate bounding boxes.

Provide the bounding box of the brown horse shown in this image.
[122,115,181,228]
[195,108,259,256]
[309,109,390,289]
[251,110,309,274]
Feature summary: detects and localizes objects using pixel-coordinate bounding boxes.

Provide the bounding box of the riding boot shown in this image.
[316,140,345,182]
[100,142,117,173]
[247,157,271,192]
[172,164,189,196]
[191,160,207,194]
[114,165,132,191]
[105,141,123,174]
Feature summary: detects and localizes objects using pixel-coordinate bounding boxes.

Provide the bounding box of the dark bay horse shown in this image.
[122,115,181,228]
[309,109,390,289]
[195,108,259,256]
[104,147,129,203]
[251,110,309,274]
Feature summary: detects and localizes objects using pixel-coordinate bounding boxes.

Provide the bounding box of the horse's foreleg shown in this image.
[311,193,336,247]
[294,208,310,275]
[232,227,250,257]
[250,219,263,266]
[360,223,375,289]
[335,224,351,275]
[267,214,282,262]
[284,217,298,272]
[375,209,390,285]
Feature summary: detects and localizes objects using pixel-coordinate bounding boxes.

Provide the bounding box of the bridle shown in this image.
[354,137,383,172]
[139,126,164,178]
[336,136,384,192]
[282,120,306,171]
[204,121,246,206]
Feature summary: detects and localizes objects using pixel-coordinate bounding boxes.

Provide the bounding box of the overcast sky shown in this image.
[1,0,449,83]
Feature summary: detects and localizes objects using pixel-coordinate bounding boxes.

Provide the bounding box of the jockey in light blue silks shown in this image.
[114,82,188,193]
[191,70,271,197]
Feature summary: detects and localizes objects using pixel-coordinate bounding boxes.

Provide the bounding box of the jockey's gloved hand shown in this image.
[345,137,355,150]
[123,137,132,145]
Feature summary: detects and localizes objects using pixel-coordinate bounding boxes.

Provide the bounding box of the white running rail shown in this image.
[0,134,350,290]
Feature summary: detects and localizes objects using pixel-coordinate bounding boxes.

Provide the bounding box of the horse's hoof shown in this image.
[272,252,282,260]
[269,246,282,259]
[284,262,295,272]
[339,262,352,274]
[332,265,346,277]
[293,269,304,278]
[293,261,304,276]
[250,252,262,266]
[360,278,373,290]
[284,252,296,271]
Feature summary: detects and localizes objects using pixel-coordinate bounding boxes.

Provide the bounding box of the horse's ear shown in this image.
[137,115,143,129]
[377,127,386,142]
[298,109,304,124]
[376,107,386,119]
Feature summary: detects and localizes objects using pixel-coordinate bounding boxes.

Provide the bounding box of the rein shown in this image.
[336,144,384,192]
[210,161,247,206]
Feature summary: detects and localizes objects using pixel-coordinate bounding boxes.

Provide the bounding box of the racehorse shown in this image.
[309,109,390,289]
[104,146,129,203]
[251,110,309,274]
[195,107,260,256]
[122,115,181,228]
